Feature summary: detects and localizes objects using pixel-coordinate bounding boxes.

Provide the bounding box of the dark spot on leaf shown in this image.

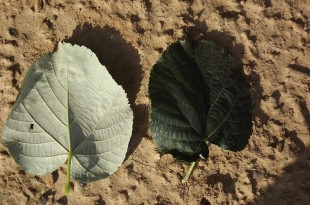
[30,123,34,129]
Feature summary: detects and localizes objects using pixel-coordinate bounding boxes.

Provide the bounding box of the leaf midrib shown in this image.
[206,98,237,139]
[71,89,121,154]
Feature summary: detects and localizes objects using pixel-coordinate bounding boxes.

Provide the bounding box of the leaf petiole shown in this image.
[64,151,72,195]
[182,161,197,183]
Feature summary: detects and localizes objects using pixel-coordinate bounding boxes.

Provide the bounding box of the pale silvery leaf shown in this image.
[2,42,133,184]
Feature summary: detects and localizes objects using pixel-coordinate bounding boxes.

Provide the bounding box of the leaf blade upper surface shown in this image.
[149,39,252,161]
[149,43,209,161]
[195,41,253,151]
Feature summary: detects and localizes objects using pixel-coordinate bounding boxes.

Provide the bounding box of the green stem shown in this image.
[65,64,72,195]
[182,161,197,183]
[64,151,72,195]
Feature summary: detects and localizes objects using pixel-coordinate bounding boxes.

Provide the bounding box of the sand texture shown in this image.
[0,0,309,204]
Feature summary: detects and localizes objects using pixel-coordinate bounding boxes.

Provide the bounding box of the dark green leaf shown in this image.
[149,39,252,161]
[195,41,252,151]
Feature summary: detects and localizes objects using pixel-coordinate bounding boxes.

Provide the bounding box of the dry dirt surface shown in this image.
[0,0,310,204]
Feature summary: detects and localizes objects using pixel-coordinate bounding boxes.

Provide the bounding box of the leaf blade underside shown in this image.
[2,43,133,182]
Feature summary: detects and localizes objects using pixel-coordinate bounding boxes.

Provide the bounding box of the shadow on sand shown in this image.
[184,25,310,205]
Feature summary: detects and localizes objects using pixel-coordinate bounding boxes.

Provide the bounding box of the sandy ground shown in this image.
[0,0,309,204]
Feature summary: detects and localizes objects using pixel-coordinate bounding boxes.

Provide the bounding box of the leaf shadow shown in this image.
[66,23,147,158]
[177,22,248,191]
[182,23,310,205]
[183,25,245,66]
[183,25,269,136]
